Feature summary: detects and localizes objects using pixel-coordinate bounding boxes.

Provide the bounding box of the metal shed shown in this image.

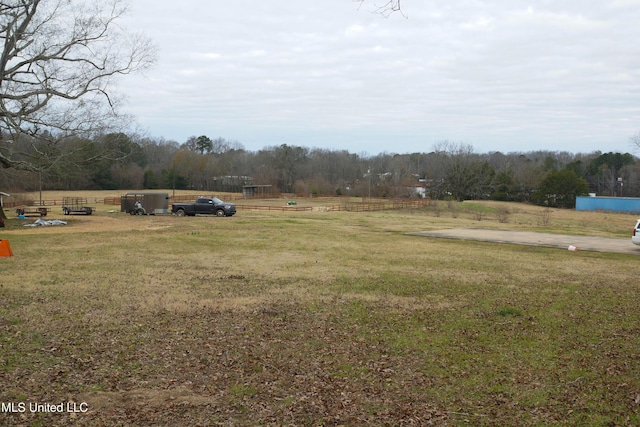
[121,192,170,215]
[576,196,640,214]
[242,184,273,198]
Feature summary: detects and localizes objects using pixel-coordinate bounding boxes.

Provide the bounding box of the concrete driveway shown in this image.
[409,228,640,256]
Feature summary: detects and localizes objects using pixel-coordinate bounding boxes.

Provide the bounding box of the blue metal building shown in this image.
[576,196,640,214]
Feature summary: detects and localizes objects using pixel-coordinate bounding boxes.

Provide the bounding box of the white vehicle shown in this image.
[633,219,640,246]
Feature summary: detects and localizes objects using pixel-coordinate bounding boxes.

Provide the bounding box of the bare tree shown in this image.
[431,141,497,201]
[354,0,403,17]
[0,0,155,171]
[631,131,640,152]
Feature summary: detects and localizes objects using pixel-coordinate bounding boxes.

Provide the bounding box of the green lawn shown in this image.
[1,200,639,426]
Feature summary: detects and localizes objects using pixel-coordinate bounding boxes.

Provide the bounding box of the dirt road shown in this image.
[410,228,640,256]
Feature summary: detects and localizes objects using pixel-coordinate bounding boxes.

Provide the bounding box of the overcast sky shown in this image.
[118,0,640,155]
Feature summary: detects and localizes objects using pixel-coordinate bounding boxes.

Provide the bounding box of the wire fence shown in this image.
[3,193,429,213]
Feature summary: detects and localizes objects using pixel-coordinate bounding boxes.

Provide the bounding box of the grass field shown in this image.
[1,192,639,426]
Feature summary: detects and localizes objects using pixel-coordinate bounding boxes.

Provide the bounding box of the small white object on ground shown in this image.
[23,219,68,227]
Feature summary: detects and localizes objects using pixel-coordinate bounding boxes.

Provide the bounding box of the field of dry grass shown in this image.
[1,192,639,426]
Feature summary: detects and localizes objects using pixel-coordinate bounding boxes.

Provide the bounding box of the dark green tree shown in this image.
[587,152,635,176]
[162,168,187,190]
[182,135,213,155]
[492,169,516,201]
[143,169,159,189]
[586,152,636,196]
[532,170,589,208]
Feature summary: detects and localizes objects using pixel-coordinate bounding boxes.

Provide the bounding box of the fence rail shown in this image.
[237,200,427,213]
[3,194,429,211]
[344,200,427,211]
[237,205,314,212]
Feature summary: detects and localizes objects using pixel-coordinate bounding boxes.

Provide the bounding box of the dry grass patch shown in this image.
[1,195,640,426]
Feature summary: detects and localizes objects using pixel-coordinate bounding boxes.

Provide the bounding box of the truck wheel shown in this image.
[216,209,225,217]
[63,208,69,215]
[176,209,186,217]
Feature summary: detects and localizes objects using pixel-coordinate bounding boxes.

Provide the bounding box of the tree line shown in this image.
[1,1,638,210]
[1,133,638,208]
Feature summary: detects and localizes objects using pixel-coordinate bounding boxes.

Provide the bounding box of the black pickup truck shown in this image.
[171,197,236,217]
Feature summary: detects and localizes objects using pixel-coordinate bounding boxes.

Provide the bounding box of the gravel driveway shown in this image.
[409,228,640,256]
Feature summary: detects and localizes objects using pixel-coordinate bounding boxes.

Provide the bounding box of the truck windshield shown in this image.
[212,198,223,204]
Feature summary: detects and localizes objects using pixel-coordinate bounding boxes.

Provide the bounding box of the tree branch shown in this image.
[0,0,156,171]
[354,0,404,17]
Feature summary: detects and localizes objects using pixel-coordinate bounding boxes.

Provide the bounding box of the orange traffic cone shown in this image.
[0,239,13,257]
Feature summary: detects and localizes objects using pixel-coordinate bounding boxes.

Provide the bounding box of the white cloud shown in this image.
[459,16,494,31]
[117,0,640,154]
[509,8,609,32]
[345,24,365,36]
[198,53,222,60]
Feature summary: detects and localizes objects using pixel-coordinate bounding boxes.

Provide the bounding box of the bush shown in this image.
[532,170,589,208]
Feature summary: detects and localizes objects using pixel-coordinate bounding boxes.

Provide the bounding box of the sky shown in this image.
[117,0,640,156]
